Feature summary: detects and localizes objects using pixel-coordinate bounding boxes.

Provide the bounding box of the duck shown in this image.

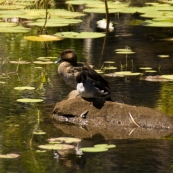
[54,49,111,95]
[76,71,109,99]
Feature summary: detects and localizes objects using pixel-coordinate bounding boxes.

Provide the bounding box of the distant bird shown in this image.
[76,71,109,99]
[54,49,111,96]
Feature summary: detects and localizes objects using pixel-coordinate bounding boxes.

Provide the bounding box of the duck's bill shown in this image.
[54,57,62,64]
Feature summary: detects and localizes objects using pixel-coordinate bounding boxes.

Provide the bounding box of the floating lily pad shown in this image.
[33,131,46,135]
[10,60,31,64]
[0,26,31,33]
[104,67,117,70]
[158,55,170,58]
[48,137,81,143]
[95,70,104,74]
[80,147,108,152]
[66,0,103,5]
[14,86,35,90]
[103,61,115,64]
[94,144,116,149]
[161,75,173,80]
[37,57,57,61]
[0,22,17,27]
[115,71,132,75]
[83,8,120,13]
[23,9,85,19]
[0,153,20,158]
[24,35,63,42]
[141,20,173,27]
[115,48,133,52]
[139,67,152,70]
[38,144,74,150]
[55,32,105,39]
[0,81,6,84]
[33,61,53,65]
[116,51,135,54]
[16,98,43,102]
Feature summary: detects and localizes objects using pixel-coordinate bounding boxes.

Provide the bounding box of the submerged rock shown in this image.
[52,90,173,139]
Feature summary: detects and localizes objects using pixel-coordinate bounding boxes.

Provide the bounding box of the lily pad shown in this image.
[0,26,31,33]
[139,67,152,70]
[66,0,103,5]
[0,22,17,27]
[10,60,31,64]
[33,131,46,135]
[16,98,43,103]
[48,137,81,143]
[161,75,173,80]
[14,86,35,90]
[94,144,116,149]
[33,61,53,65]
[0,153,20,158]
[55,32,105,39]
[24,35,63,42]
[158,55,170,58]
[83,8,120,13]
[80,147,108,152]
[115,71,132,75]
[38,144,74,150]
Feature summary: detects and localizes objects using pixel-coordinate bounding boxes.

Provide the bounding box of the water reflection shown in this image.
[0,4,173,173]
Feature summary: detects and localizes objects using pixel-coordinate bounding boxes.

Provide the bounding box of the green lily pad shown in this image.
[80,147,108,152]
[23,9,85,19]
[66,0,103,5]
[24,35,63,42]
[141,20,173,27]
[16,98,43,102]
[94,144,116,149]
[95,70,104,74]
[0,153,20,158]
[0,26,31,33]
[48,137,81,143]
[55,32,105,39]
[38,144,74,150]
[83,8,120,13]
[14,86,35,90]
[0,22,17,27]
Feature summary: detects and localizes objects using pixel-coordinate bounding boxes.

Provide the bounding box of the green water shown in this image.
[1,7,173,173]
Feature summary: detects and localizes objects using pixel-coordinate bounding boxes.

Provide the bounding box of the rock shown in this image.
[52,90,173,139]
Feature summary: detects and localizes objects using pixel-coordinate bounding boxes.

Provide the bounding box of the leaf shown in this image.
[24,35,63,42]
[38,144,74,150]
[14,86,35,90]
[16,98,43,103]
[55,32,105,39]
[80,147,108,152]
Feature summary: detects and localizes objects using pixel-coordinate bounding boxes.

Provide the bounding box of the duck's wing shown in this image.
[82,63,111,92]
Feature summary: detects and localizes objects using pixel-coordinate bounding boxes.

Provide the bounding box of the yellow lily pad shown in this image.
[24,35,63,42]
[0,153,20,158]
[16,98,43,102]
[14,86,35,90]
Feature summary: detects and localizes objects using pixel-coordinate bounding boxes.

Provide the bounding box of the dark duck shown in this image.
[55,49,111,99]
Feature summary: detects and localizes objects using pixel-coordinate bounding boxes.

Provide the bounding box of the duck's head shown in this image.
[76,71,87,83]
[54,49,77,65]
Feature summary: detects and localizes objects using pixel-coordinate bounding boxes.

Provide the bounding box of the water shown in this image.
[1,5,173,173]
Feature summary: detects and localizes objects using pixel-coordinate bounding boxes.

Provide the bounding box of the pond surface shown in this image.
[1,3,173,173]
